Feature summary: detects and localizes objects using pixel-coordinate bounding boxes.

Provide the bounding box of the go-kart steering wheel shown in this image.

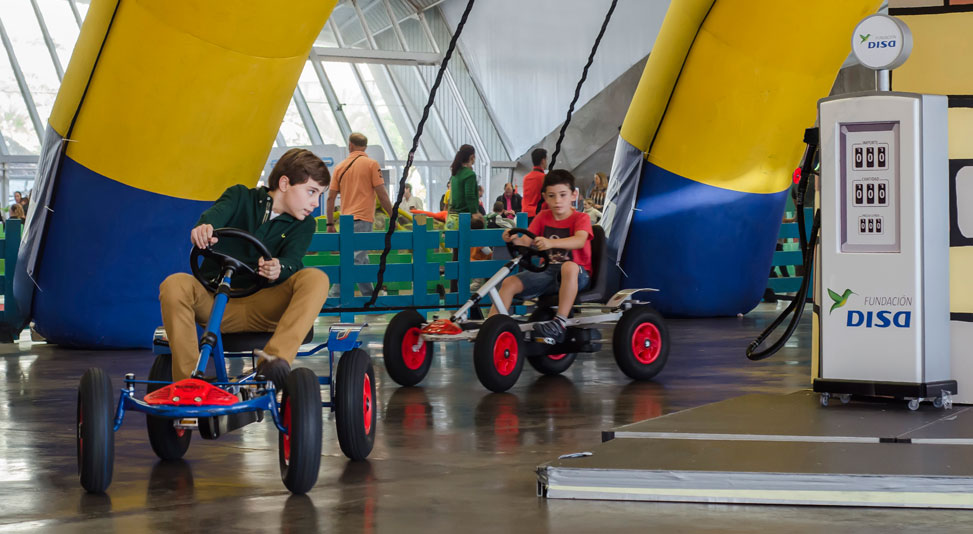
[190,228,273,298]
[505,227,551,273]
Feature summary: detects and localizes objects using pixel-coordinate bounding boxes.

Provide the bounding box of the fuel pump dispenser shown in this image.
[812,91,955,409]
[748,15,957,409]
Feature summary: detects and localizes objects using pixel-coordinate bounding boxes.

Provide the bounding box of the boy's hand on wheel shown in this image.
[258,257,281,282]
[502,229,513,242]
[191,224,218,249]
[533,237,550,250]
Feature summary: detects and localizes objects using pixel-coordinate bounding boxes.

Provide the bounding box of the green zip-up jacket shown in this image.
[448,167,478,215]
[196,184,315,286]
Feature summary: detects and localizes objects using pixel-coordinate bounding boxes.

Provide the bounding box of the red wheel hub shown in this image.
[363,374,373,435]
[632,322,662,365]
[493,331,518,376]
[402,327,426,370]
[282,400,292,464]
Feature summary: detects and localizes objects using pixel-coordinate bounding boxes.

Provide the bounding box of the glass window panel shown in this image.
[323,61,380,146]
[278,98,312,146]
[74,0,89,21]
[37,0,81,67]
[314,16,339,48]
[399,17,433,53]
[298,60,344,145]
[359,64,407,159]
[0,57,40,154]
[5,0,60,128]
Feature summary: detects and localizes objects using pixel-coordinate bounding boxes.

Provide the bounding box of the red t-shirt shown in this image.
[528,210,593,274]
[522,167,545,217]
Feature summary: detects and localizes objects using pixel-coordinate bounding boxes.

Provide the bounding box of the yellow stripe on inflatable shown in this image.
[49,0,119,136]
[893,12,973,96]
[626,0,881,195]
[950,247,973,314]
[949,108,973,160]
[619,0,715,153]
[58,0,336,201]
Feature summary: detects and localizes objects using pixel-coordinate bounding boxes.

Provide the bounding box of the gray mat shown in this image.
[609,390,973,443]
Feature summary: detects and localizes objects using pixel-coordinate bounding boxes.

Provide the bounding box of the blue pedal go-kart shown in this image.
[77,228,376,494]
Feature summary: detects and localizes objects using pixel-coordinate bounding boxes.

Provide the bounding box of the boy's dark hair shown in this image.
[471,213,485,230]
[492,200,504,213]
[531,148,547,167]
[451,144,476,176]
[542,169,576,194]
[268,148,330,190]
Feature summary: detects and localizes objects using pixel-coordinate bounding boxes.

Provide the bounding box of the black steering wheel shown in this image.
[505,227,550,273]
[190,228,273,298]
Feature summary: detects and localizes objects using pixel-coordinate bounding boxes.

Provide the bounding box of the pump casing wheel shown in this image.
[278,367,322,494]
[383,310,433,386]
[335,348,376,461]
[612,305,669,380]
[145,354,192,460]
[526,308,576,375]
[474,315,525,392]
[78,368,115,493]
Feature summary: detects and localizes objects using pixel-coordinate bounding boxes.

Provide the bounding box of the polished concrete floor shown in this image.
[0,303,965,533]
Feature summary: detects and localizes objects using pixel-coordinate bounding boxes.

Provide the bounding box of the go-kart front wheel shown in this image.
[78,368,115,493]
[278,367,323,494]
[146,354,192,460]
[335,348,376,461]
[612,305,669,380]
[382,310,433,386]
[473,315,525,392]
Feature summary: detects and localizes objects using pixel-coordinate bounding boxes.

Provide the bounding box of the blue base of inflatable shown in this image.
[31,157,208,348]
[621,162,788,317]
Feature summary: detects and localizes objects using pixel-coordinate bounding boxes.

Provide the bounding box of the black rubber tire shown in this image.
[78,368,115,493]
[525,308,577,375]
[334,348,377,461]
[473,315,525,393]
[146,354,192,460]
[382,310,432,387]
[612,305,670,380]
[278,367,323,494]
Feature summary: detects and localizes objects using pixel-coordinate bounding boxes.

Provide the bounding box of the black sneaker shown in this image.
[253,351,291,392]
[532,319,566,344]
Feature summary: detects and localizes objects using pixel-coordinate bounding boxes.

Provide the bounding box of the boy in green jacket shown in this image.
[159,148,331,389]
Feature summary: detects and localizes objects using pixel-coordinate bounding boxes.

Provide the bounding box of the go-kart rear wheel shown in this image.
[334,348,376,461]
[383,310,432,386]
[278,367,322,494]
[146,354,191,460]
[526,308,577,376]
[612,305,669,380]
[474,315,525,393]
[78,368,115,493]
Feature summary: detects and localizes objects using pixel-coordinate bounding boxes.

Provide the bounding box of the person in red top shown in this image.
[492,169,593,343]
[522,148,547,218]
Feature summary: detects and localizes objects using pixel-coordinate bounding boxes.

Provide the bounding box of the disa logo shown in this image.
[828,287,912,328]
[859,33,897,49]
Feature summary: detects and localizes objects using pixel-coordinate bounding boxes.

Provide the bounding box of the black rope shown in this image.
[365,0,476,309]
[547,0,618,171]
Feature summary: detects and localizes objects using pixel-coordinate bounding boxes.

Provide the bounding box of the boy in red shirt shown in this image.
[492,169,593,343]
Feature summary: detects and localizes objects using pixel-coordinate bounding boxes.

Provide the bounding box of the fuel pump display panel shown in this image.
[840,122,899,252]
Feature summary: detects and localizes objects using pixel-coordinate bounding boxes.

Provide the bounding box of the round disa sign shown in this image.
[851,14,913,70]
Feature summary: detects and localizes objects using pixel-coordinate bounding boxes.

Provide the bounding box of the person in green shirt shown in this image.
[447,144,478,230]
[159,148,331,390]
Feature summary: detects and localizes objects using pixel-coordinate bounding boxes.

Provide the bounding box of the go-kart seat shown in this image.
[536,225,618,308]
[221,328,314,353]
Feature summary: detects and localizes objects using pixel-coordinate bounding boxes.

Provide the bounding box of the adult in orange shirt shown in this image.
[522,148,547,218]
[326,132,394,296]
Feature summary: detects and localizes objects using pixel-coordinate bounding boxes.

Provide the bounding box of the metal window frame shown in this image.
[30,0,65,80]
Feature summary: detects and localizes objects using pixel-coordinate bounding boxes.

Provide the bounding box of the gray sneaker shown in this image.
[253,349,291,392]
[532,319,566,344]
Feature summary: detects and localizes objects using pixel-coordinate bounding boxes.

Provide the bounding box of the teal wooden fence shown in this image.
[767,208,814,298]
[0,219,22,341]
